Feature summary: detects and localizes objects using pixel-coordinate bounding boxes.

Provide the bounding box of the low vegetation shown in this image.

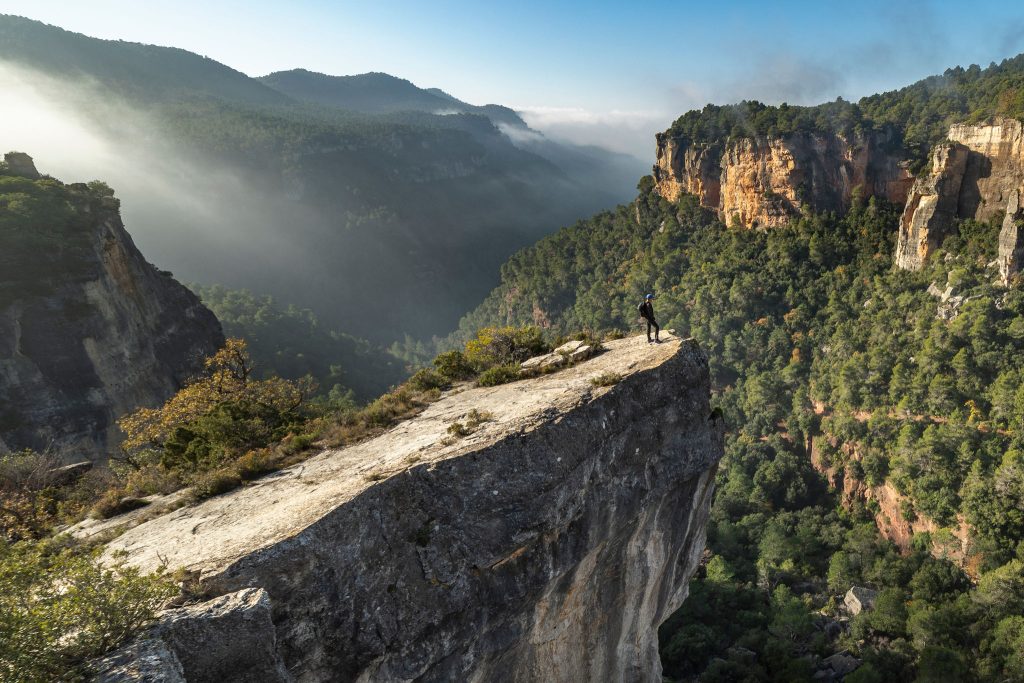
[0,541,175,682]
[590,371,622,388]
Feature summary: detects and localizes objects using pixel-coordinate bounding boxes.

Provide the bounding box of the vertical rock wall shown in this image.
[0,154,224,461]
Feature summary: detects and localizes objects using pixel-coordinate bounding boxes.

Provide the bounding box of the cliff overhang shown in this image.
[93,335,724,682]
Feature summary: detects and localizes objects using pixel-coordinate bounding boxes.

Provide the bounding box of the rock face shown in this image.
[895,143,970,270]
[0,155,223,461]
[94,335,724,682]
[999,189,1024,283]
[843,587,878,616]
[653,131,911,228]
[895,118,1024,276]
[654,116,1024,281]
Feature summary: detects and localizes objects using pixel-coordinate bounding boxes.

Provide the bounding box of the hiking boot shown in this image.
[655,338,662,344]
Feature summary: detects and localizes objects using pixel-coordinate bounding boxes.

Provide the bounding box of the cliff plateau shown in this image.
[0,153,224,461]
[91,335,724,682]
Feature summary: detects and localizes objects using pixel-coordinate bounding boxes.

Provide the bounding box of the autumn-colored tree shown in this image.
[116,339,314,473]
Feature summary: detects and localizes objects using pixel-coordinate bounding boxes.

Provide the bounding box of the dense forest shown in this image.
[666,54,1024,173]
[455,180,1024,680]
[190,285,407,402]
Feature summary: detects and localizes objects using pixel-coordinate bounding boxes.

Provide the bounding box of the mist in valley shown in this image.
[0,57,645,348]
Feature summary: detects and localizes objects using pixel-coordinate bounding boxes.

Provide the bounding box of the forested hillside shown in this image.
[191,285,407,401]
[0,14,644,344]
[456,181,1024,679]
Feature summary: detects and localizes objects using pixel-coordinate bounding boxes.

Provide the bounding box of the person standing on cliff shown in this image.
[638,294,660,344]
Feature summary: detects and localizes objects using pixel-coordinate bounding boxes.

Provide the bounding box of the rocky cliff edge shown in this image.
[93,334,724,683]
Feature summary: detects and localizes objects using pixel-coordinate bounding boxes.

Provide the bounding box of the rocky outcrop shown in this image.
[895,118,1024,274]
[843,587,877,616]
[93,335,724,682]
[999,189,1024,284]
[653,131,911,228]
[4,151,40,179]
[895,143,970,270]
[0,154,223,462]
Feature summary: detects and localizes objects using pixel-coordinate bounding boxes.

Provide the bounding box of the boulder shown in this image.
[47,461,93,487]
[554,340,587,355]
[821,652,861,677]
[94,588,290,683]
[844,586,878,615]
[569,345,593,362]
[539,353,566,369]
[520,354,552,371]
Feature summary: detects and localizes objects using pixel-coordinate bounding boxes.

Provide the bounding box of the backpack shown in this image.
[637,301,647,317]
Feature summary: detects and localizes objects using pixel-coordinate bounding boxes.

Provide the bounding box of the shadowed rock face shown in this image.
[894,119,1024,276]
[93,336,724,682]
[0,155,223,461]
[1000,189,1024,284]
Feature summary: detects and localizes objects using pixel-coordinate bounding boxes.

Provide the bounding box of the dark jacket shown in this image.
[639,300,655,321]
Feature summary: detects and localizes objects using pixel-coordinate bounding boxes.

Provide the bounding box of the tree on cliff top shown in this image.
[116,338,314,474]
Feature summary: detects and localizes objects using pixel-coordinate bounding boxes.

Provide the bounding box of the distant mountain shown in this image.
[259,69,528,129]
[0,15,645,344]
[0,14,287,105]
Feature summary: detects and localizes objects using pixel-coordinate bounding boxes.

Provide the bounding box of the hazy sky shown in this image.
[5,0,1024,157]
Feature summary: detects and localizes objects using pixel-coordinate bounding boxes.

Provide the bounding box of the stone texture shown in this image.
[817,652,861,680]
[653,131,911,228]
[94,589,288,683]
[843,587,878,615]
[538,353,566,369]
[520,353,551,370]
[0,161,223,461]
[895,143,970,270]
[569,344,592,362]
[99,335,724,682]
[553,340,586,355]
[896,118,1024,274]
[999,189,1024,284]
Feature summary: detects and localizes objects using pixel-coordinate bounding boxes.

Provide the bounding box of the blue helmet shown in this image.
[645,294,654,300]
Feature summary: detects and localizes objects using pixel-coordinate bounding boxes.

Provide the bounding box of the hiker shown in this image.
[638,293,661,343]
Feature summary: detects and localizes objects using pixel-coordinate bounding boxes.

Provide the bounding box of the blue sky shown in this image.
[5,0,1024,158]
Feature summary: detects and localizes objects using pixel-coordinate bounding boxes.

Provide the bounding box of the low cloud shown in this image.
[0,61,319,285]
[515,106,668,160]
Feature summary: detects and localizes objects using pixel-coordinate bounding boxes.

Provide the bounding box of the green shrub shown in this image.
[0,540,176,681]
[476,364,522,387]
[433,350,475,380]
[189,469,242,502]
[407,368,450,392]
[590,371,622,387]
[90,490,150,520]
[464,326,547,371]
